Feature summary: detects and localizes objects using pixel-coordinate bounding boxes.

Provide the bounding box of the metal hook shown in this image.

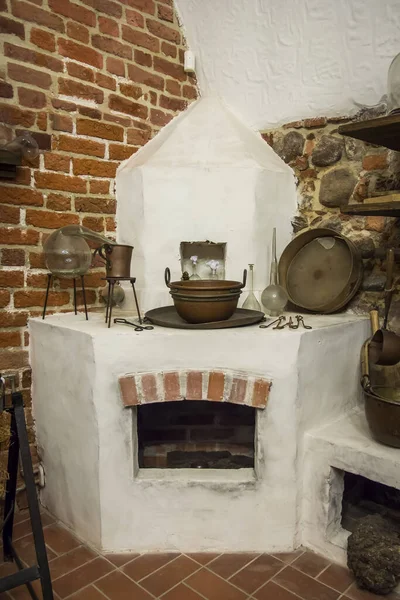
[296,315,312,329]
[113,318,154,331]
[273,316,287,329]
[259,316,286,329]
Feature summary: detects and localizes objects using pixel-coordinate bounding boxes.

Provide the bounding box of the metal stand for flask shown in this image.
[105,277,142,328]
[0,375,54,599]
[42,274,88,320]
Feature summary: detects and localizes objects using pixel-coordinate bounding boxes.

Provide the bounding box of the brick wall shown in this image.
[0,0,197,493]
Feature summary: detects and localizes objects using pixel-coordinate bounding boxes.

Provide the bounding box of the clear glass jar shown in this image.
[387,52,400,114]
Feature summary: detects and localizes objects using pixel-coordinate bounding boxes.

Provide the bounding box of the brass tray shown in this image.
[145,306,265,330]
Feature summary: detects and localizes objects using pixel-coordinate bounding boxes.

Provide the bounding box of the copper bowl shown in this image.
[364,386,400,448]
[164,268,247,324]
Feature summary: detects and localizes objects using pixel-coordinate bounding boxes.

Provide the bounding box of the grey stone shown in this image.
[281,131,304,163]
[319,168,357,207]
[312,135,342,167]
[351,234,375,257]
[318,216,342,233]
[291,216,308,233]
[361,273,385,291]
[354,101,387,122]
[344,137,365,161]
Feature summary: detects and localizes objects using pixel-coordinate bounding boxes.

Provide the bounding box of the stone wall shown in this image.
[0,0,197,501]
[261,111,400,322]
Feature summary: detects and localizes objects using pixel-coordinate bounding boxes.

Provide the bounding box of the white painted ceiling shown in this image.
[175,0,400,129]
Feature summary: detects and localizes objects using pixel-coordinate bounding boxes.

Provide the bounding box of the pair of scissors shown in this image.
[113,318,154,331]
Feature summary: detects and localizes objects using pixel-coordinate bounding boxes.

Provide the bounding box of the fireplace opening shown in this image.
[341,471,400,532]
[137,401,255,469]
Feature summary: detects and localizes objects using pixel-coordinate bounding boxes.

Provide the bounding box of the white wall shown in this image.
[176,0,400,129]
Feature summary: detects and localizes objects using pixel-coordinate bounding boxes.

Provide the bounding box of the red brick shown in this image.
[141,373,158,403]
[78,106,102,119]
[126,127,150,145]
[1,186,43,207]
[0,269,24,288]
[252,379,271,408]
[0,205,20,224]
[59,78,104,104]
[183,84,197,99]
[49,0,96,26]
[0,82,13,98]
[44,153,70,172]
[96,72,116,91]
[229,377,247,405]
[14,290,70,308]
[160,94,187,112]
[26,209,79,229]
[120,83,143,99]
[90,180,110,194]
[0,103,35,127]
[91,34,132,60]
[119,376,138,407]
[46,193,71,211]
[207,372,225,401]
[75,196,116,214]
[51,99,77,112]
[120,0,155,15]
[105,217,115,231]
[362,154,388,170]
[166,79,181,96]
[8,63,52,89]
[365,216,386,232]
[121,25,159,52]
[82,216,104,233]
[18,87,46,109]
[67,62,95,82]
[0,15,25,39]
[147,18,180,43]
[0,350,29,369]
[109,144,137,160]
[30,27,56,52]
[11,0,64,32]
[154,56,186,81]
[149,90,157,105]
[0,332,21,349]
[134,49,152,68]
[158,4,173,22]
[98,15,119,36]
[128,64,164,90]
[73,158,117,177]
[150,108,172,127]
[106,56,124,77]
[81,0,122,18]
[35,172,87,193]
[0,312,28,327]
[108,95,148,119]
[0,228,39,245]
[51,114,73,133]
[77,118,123,141]
[0,290,11,308]
[103,112,132,127]
[1,249,25,266]
[163,372,181,401]
[29,252,46,268]
[126,8,144,27]
[66,21,89,44]
[186,371,202,400]
[27,273,50,288]
[304,117,327,128]
[161,41,177,58]
[56,134,105,157]
[58,38,103,69]
[13,167,31,186]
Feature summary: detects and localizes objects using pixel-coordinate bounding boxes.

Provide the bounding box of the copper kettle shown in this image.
[94,243,133,278]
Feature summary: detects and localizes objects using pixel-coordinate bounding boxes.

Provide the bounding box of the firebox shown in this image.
[137,401,255,469]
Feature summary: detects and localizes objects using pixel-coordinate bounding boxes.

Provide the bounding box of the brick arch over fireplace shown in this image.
[119,369,271,409]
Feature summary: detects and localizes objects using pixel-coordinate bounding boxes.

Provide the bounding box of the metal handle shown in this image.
[165,267,171,288]
[241,269,247,289]
[94,244,112,269]
[360,340,371,390]
[383,248,395,329]
[370,309,379,335]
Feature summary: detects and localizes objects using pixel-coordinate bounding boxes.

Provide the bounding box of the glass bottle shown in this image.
[242,264,261,311]
[261,228,288,316]
[206,260,219,280]
[189,255,201,280]
[387,52,400,114]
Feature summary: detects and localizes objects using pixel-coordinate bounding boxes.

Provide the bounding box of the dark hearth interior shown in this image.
[341,471,400,532]
[137,401,255,469]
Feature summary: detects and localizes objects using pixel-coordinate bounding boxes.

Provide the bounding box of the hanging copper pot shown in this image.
[94,244,133,278]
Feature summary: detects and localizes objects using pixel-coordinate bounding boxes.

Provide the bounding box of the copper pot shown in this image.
[94,244,133,278]
[165,267,247,324]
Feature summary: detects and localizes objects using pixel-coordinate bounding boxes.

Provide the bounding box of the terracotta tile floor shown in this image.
[0,509,399,600]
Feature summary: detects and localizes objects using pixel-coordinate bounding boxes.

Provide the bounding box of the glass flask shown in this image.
[101,282,125,307]
[44,225,114,278]
[388,52,400,114]
[206,260,219,280]
[189,255,201,280]
[261,228,288,316]
[242,264,261,311]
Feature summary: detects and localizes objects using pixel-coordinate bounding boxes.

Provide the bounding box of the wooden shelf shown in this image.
[338,113,400,151]
[341,201,400,217]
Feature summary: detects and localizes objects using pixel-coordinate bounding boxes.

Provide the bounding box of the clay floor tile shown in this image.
[345,582,400,600]
[95,570,153,600]
[8,578,49,600]
[186,553,221,565]
[229,554,284,594]
[43,524,81,555]
[13,534,57,564]
[139,555,200,597]
[291,550,331,577]
[104,552,140,567]
[52,557,114,598]
[122,552,179,581]
[49,545,97,581]
[273,566,340,600]
[12,519,33,542]
[254,580,304,600]
[185,568,247,600]
[207,553,260,579]
[68,585,106,599]
[162,582,206,599]
[272,549,305,564]
[317,563,355,593]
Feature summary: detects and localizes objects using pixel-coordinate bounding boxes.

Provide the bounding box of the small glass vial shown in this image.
[242,264,261,311]
[189,255,201,280]
[206,260,219,280]
[387,52,400,114]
